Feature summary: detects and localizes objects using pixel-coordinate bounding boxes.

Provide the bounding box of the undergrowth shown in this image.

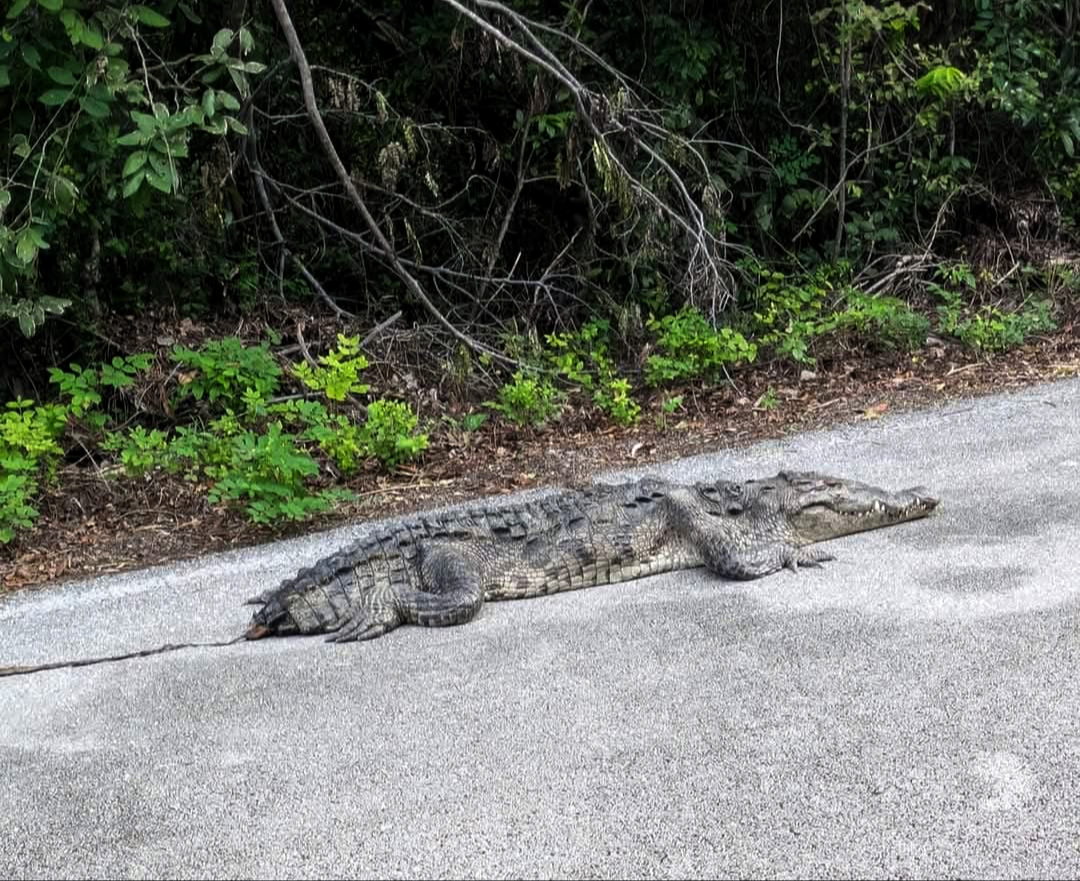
[0,258,1066,545]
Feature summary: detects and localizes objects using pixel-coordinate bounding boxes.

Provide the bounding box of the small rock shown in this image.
[799,369,817,382]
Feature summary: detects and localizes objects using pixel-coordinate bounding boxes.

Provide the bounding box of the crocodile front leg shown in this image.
[703,541,835,580]
[329,543,486,642]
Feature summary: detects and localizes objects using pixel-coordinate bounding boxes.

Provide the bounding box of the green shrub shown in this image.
[645,306,757,385]
[487,372,564,427]
[359,399,429,470]
[204,421,351,525]
[545,318,641,425]
[0,399,69,543]
[171,337,282,409]
[292,334,371,401]
[931,276,1056,352]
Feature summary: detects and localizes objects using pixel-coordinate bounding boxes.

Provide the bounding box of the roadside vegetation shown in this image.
[1,0,1078,566]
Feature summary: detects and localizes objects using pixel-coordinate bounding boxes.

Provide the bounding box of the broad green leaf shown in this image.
[7,0,32,19]
[239,61,266,74]
[146,168,173,193]
[0,190,10,210]
[122,169,145,197]
[178,3,202,24]
[37,0,64,11]
[148,150,170,176]
[238,27,253,54]
[122,150,148,176]
[79,95,110,118]
[1063,132,1075,159]
[47,66,75,85]
[80,24,103,49]
[20,43,41,70]
[227,67,248,95]
[131,110,159,131]
[217,91,240,111]
[49,176,78,214]
[39,88,73,106]
[59,8,81,39]
[225,116,248,135]
[40,296,71,313]
[212,29,235,54]
[11,134,31,158]
[132,5,170,27]
[202,88,216,118]
[15,230,39,264]
[27,226,49,248]
[116,129,148,146]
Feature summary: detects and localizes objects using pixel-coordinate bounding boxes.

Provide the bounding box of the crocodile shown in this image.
[244,470,939,644]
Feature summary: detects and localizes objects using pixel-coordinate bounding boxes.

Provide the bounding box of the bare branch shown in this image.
[267,0,515,367]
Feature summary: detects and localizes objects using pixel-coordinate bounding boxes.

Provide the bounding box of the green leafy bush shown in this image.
[545,318,641,425]
[487,372,564,427]
[102,425,169,478]
[204,422,350,525]
[171,338,282,409]
[359,399,429,470]
[292,334,371,401]
[645,307,757,385]
[931,268,1056,352]
[0,399,68,543]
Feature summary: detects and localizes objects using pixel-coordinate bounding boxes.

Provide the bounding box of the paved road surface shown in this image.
[2,378,1079,879]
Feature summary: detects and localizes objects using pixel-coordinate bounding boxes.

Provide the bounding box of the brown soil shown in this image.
[4,309,1080,594]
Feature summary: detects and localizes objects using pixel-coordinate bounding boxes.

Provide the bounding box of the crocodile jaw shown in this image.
[788,486,939,545]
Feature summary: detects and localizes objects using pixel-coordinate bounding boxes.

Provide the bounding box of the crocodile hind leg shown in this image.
[329,543,485,643]
[704,541,836,581]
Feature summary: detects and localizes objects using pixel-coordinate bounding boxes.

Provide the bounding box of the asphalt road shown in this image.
[2,377,1080,879]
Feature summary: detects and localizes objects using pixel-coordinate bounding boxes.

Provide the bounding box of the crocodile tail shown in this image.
[246,544,380,637]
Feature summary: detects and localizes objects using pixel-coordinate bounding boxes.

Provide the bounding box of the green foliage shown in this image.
[47,364,103,419]
[592,377,640,426]
[48,353,153,429]
[644,307,757,386]
[545,319,640,425]
[932,279,1056,353]
[359,399,429,470]
[915,66,968,100]
[461,412,489,432]
[203,421,350,525]
[742,261,928,363]
[649,13,723,106]
[756,387,780,411]
[292,334,371,401]
[0,399,67,543]
[102,425,169,478]
[0,399,67,466]
[0,469,38,545]
[171,338,282,409]
[487,372,564,427]
[841,291,931,351]
[0,4,265,337]
[655,394,685,429]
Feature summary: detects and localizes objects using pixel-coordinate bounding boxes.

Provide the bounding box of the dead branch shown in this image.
[268,0,515,367]
[437,0,739,314]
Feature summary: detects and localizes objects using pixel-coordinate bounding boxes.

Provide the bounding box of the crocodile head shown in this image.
[700,470,939,546]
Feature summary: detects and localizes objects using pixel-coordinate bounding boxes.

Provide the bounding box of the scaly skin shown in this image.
[244,471,939,643]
